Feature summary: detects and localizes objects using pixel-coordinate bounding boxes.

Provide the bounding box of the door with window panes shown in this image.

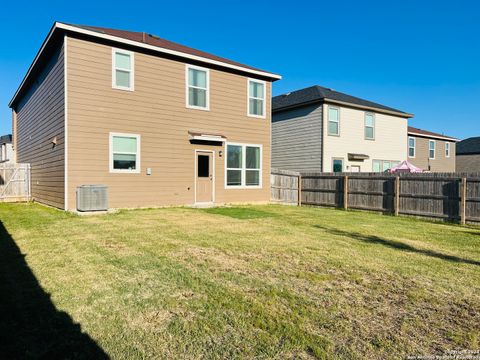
[196,152,213,203]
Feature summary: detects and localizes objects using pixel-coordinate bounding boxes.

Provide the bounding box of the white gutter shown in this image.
[10,22,281,107]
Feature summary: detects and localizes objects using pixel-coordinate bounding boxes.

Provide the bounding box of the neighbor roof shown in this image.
[408,126,459,142]
[0,134,12,144]
[272,85,413,118]
[10,22,281,108]
[456,137,480,155]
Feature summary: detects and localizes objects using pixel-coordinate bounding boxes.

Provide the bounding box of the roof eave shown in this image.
[408,131,459,142]
[8,22,60,108]
[10,22,282,108]
[323,98,413,118]
[273,97,413,118]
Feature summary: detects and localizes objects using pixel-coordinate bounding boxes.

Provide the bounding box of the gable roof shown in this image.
[9,22,281,108]
[408,126,459,142]
[272,85,413,118]
[74,24,272,74]
[457,137,480,155]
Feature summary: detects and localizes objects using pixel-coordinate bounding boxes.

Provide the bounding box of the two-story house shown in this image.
[407,127,458,172]
[272,85,412,173]
[8,22,281,210]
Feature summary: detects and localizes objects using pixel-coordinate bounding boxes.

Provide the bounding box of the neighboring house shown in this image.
[272,85,412,173]
[456,137,480,172]
[9,22,281,210]
[407,126,458,172]
[0,134,13,163]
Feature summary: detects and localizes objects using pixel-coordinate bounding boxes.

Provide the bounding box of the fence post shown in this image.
[343,175,348,210]
[460,177,467,225]
[394,176,400,216]
[298,174,302,207]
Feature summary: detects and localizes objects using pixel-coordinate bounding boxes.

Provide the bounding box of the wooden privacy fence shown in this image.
[271,168,301,205]
[0,163,31,202]
[272,171,480,224]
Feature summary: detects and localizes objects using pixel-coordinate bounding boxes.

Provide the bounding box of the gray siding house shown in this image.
[272,86,412,173]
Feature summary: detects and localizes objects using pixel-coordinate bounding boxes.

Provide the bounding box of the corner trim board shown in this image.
[64,35,69,210]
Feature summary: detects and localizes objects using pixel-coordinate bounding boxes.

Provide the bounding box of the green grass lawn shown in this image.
[0,203,479,359]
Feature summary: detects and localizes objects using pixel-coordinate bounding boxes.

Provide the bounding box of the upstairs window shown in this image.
[110,133,140,173]
[186,65,209,110]
[226,144,262,187]
[365,113,375,140]
[248,79,266,117]
[408,137,416,157]
[328,106,340,136]
[445,142,450,157]
[112,49,134,91]
[429,140,436,159]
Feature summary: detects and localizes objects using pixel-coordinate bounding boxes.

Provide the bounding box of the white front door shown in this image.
[195,151,214,203]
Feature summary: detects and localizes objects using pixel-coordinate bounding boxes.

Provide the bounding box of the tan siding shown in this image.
[408,136,456,172]
[67,37,271,209]
[15,45,65,209]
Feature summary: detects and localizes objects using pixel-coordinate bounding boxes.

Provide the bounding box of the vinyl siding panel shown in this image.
[322,103,407,172]
[408,136,456,172]
[15,44,65,208]
[456,154,480,172]
[66,37,271,209]
[271,104,323,172]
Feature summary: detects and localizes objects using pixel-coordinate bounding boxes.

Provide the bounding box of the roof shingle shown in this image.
[457,137,480,155]
[72,24,272,75]
[408,126,458,141]
[272,85,411,116]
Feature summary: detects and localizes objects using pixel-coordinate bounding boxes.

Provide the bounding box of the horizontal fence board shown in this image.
[270,168,300,205]
[272,170,480,224]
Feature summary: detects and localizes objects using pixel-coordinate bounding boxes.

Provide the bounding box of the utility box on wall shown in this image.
[76,185,108,211]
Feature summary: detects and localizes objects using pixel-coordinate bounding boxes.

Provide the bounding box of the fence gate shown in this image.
[0,163,31,202]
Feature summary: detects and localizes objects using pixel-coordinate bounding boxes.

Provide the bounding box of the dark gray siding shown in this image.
[456,154,480,172]
[272,104,323,172]
[15,44,65,209]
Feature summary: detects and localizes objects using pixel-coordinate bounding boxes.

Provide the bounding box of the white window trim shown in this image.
[429,140,436,160]
[247,78,266,119]
[112,48,134,91]
[364,112,375,140]
[372,159,400,172]
[109,132,141,174]
[186,64,210,111]
[445,142,450,158]
[328,105,340,136]
[225,142,263,189]
[408,137,416,158]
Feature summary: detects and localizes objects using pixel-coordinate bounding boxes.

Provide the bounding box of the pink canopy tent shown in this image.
[389,160,424,173]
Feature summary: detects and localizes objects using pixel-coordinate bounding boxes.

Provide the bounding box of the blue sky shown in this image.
[0,0,478,139]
